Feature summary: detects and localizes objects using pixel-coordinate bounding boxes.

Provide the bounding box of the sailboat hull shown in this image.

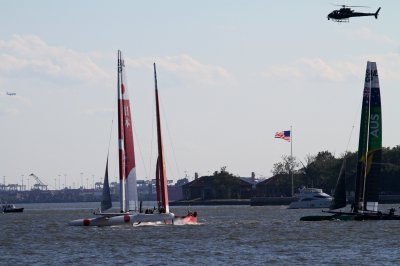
[353,213,400,221]
[69,216,112,226]
[108,212,175,225]
[300,214,355,221]
[300,212,400,221]
[69,212,200,226]
[69,212,199,226]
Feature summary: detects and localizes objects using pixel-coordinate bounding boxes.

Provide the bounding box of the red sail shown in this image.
[154,63,169,213]
[117,50,138,212]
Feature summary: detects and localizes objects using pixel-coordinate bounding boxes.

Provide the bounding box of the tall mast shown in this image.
[354,61,381,212]
[117,50,138,213]
[290,125,293,197]
[364,62,381,211]
[117,50,126,212]
[361,65,372,210]
[154,63,169,213]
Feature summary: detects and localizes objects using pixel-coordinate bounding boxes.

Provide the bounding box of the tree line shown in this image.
[271,145,400,195]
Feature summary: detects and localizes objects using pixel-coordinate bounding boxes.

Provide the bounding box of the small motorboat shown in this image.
[1,204,24,213]
[288,187,332,209]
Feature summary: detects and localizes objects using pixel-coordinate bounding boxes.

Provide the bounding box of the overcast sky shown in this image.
[1,1,399,189]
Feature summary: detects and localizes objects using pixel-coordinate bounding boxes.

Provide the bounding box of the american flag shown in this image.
[275,130,291,142]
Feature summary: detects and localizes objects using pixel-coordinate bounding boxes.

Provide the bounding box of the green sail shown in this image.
[354,61,382,212]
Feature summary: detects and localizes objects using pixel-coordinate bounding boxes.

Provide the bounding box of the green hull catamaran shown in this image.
[301,61,400,221]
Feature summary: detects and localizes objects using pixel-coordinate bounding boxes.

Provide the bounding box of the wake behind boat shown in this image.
[69,51,197,226]
[301,61,400,221]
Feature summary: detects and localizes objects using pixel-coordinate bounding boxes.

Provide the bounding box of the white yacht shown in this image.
[288,188,333,209]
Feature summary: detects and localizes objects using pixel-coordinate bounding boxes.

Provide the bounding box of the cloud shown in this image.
[0,35,233,90]
[0,106,19,116]
[263,58,355,82]
[0,35,112,85]
[300,58,346,81]
[340,27,397,46]
[126,54,235,86]
[0,89,32,106]
[368,53,400,82]
[262,54,400,83]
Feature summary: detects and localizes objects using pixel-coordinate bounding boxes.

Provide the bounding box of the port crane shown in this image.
[29,173,48,190]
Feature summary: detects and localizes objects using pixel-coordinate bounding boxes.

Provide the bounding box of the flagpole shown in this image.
[291,125,293,197]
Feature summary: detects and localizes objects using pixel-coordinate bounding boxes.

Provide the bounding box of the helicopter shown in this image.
[327,5,381,22]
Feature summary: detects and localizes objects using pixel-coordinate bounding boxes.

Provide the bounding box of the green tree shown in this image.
[271,155,299,176]
[269,146,400,197]
[213,167,241,199]
[381,146,400,193]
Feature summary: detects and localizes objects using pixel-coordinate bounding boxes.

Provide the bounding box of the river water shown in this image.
[1,202,400,265]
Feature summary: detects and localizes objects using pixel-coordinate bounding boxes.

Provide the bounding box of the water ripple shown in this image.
[1,203,400,265]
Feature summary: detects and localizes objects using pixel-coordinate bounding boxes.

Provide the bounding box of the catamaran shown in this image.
[69,51,197,226]
[301,61,400,221]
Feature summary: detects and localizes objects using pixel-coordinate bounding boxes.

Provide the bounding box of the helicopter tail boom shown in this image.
[375,7,381,19]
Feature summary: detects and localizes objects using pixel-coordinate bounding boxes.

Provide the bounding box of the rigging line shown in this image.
[159,96,182,180]
[344,101,360,153]
[113,150,118,183]
[103,64,119,191]
[132,115,149,180]
[149,93,155,181]
[107,74,118,159]
[165,153,175,182]
[343,81,362,156]
[345,125,355,153]
[109,87,118,205]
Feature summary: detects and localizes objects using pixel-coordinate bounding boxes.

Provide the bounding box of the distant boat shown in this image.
[69,51,197,226]
[288,188,332,209]
[301,61,400,221]
[1,204,24,213]
[6,92,16,96]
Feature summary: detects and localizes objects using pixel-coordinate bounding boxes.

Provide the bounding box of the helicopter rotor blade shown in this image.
[347,5,370,8]
[330,4,370,8]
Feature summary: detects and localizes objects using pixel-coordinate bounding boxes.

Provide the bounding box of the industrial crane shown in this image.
[29,173,48,190]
